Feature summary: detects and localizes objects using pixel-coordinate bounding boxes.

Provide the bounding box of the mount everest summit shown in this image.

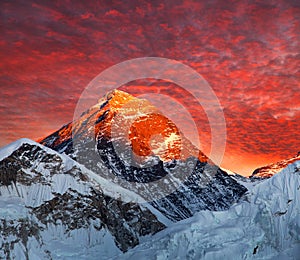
[0,90,299,259]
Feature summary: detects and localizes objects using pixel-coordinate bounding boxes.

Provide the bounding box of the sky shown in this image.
[0,0,299,175]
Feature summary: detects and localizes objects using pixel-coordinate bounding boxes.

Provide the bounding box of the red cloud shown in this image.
[0,0,299,175]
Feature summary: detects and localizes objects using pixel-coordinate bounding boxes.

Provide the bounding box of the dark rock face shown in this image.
[31,188,165,252]
[97,136,168,183]
[0,144,63,186]
[0,218,43,259]
[40,127,248,222]
[37,90,248,247]
[150,167,247,221]
[0,157,18,186]
[0,142,165,256]
[95,136,247,221]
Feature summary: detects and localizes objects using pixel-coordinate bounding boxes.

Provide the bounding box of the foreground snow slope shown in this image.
[120,161,300,260]
[0,139,165,259]
[1,138,298,259]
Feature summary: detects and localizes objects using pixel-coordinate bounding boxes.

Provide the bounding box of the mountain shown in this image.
[251,152,300,178]
[40,89,208,162]
[121,160,300,259]
[1,139,298,259]
[40,90,247,221]
[0,90,248,258]
[0,139,165,259]
[0,89,299,259]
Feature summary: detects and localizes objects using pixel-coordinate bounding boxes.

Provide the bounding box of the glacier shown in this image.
[121,161,300,259]
[0,138,299,259]
[0,139,165,259]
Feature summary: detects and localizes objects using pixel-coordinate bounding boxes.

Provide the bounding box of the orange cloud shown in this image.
[0,0,299,175]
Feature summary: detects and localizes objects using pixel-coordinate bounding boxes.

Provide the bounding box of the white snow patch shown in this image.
[120,161,300,259]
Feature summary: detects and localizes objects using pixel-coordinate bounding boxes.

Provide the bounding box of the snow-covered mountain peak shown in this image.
[0,93,299,259]
[120,160,300,259]
[39,89,247,220]
[251,152,300,178]
[0,139,167,258]
[0,138,39,160]
[41,89,209,164]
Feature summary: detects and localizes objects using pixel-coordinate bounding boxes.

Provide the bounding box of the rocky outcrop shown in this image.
[0,140,165,258]
[40,90,247,222]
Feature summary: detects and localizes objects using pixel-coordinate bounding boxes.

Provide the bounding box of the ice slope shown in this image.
[0,139,120,259]
[2,138,298,259]
[0,138,39,160]
[0,139,165,259]
[0,138,158,207]
[120,161,300,259]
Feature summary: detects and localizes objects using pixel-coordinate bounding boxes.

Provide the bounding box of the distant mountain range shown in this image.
[251,152,300,178]
[0,90,299,259]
